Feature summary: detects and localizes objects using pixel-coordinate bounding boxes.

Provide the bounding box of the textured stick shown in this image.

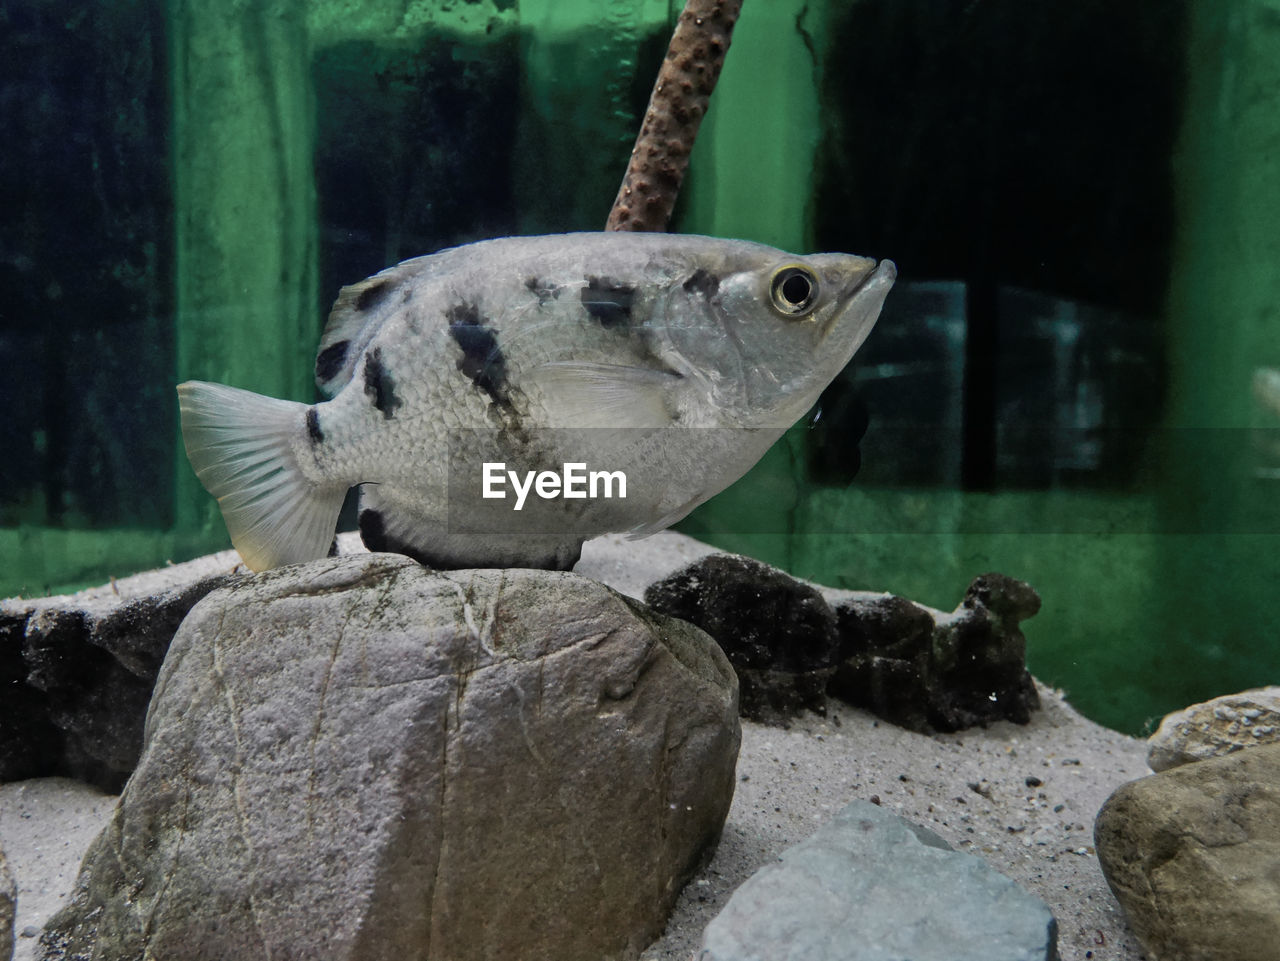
[607,0,744,232]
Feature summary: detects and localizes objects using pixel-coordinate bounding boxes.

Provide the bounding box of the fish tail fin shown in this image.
[177,381,347,572]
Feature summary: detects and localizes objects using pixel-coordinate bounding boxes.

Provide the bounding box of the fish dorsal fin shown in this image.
[315,255,436,397]
[527,362,684,429]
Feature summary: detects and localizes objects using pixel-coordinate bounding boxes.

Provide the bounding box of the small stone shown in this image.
[1147,687,1280,771]
[699,800,1058,961]
[1095,741,1280,961]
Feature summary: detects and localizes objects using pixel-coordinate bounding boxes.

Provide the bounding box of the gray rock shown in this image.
[1147,687,1280,771]
[1,569,245,790]
[831,573,1041,732]
[41,554,739,961]
[1,845,14,961]
[1094,741,1280,961]
[0,528,692,792]
[698,800,1059,961]
[644,554,841,723]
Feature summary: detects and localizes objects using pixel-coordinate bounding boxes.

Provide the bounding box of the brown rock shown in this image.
[1094,741,1280,961]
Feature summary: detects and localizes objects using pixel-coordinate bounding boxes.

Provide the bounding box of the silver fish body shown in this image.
[178,232,895,571]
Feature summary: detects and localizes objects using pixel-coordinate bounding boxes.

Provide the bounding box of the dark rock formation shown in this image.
[645,553,1041,731]
[42,554,739,961]
[1,571,244,790]
[828,591,938,731]
[832,573,1042,732]
[699,800,1059,961]
[644,553,840,723]
[1094,741,1280,961]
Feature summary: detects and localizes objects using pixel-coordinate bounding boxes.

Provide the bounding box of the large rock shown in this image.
[698,800,1059,961]
[644,554,840,723]
[42,554,739,961]
[1147,687,1280,772]
[1,844,14,961]
[0,529,691,791]
[1094,741,1280,961]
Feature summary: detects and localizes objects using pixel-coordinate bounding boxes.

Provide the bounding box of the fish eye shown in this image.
[769,266,820,317]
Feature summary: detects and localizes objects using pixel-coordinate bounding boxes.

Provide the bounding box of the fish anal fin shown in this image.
[625,491,709,540]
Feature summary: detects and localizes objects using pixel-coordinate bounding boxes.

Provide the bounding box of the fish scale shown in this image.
[178,232,895,572]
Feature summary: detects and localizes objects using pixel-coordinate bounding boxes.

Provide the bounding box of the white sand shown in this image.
[1,532,1149,961]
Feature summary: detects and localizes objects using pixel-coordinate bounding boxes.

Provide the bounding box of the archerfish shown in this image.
[177,232,895,571]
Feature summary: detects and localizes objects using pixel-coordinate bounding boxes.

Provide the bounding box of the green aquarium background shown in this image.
[3,0,1277,735]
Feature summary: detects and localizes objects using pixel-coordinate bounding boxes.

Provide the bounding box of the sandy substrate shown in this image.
[1,532,1150,961]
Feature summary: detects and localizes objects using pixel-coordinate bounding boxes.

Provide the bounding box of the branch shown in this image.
[606,0,744,232]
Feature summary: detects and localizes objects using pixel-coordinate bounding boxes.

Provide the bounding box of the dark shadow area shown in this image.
[0,1,173,528]
[810,0,1187,491]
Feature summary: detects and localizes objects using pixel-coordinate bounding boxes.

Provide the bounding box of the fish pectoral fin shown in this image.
[528,362,682,429]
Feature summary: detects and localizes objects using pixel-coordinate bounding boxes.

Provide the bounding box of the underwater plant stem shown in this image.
[606,0,744,232]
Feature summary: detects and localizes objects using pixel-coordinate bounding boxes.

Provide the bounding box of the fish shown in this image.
[177,232,895,571]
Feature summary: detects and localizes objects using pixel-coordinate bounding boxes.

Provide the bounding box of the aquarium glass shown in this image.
[3,0,1278,734]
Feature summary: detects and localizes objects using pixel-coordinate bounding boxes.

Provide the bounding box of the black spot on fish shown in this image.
[315,340,349,383]
[305,407,324,444]
[581,276,636,327]
[683,268,720,298]
[363,347,401,419]
[524,276,559,305]
[447,303,509,406]
[358,507,434,564]
[355,279,394,312]
[358,509,388,553]
[448,302,482,327]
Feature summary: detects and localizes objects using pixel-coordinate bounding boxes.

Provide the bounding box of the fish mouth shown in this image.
[822,258,897,338]
[843,258,896,303]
